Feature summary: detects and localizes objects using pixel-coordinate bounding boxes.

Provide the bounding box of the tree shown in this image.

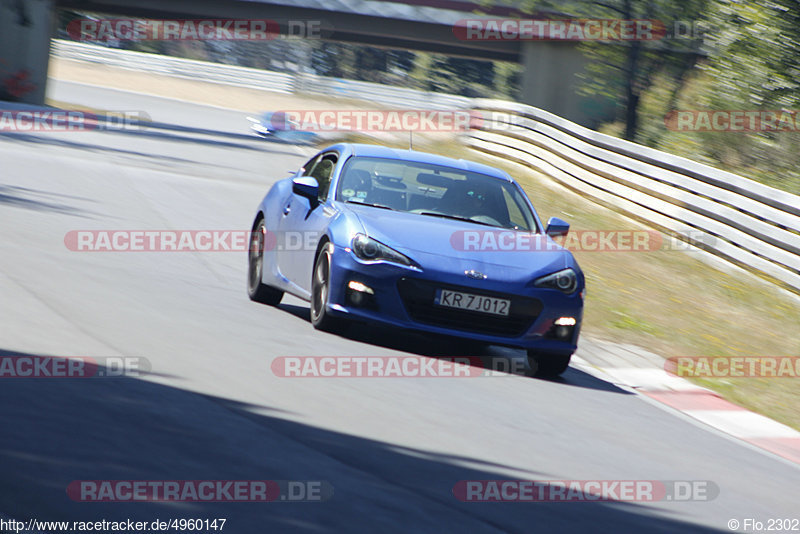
[684,0,800,193]
[514,0,710,140]
[417,54,497,97]
[701,0,800,110]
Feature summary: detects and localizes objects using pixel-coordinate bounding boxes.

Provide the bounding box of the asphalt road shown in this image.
[47,79,257,135]
[0,84,797,533]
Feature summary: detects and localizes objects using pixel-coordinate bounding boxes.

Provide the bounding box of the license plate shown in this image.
[435,289,510,316]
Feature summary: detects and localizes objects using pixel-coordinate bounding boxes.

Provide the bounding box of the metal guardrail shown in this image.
[467,99,800,293]
[51,40,800,293]
[51,40,470,110]
[52,40,296,94]
[294,73,471,110]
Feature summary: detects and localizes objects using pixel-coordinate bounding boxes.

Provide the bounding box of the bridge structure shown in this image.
[2,0,608,125]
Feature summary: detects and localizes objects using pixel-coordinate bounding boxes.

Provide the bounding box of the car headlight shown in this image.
[351,234,418,269]
[534,268,578,294]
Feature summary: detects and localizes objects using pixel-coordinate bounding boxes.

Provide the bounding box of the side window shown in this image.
[307,153,338,202]
[300,155,319,176]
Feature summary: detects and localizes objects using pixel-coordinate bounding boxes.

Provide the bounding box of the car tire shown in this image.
[310,242,344,333]
[527,350,572,377]
[247,219,283,306]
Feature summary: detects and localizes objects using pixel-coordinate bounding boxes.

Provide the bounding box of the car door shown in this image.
[276,151,339,294]
[274,153,318,285]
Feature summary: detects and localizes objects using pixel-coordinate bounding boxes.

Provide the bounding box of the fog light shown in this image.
[554,326,572,339]
[547,317,576,340]
[347,280,374,294]
[345,280,376,309]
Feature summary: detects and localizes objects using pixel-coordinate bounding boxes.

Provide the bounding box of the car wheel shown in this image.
[527,350,572,377]
[310,242,344,332]
[247,219,283,306]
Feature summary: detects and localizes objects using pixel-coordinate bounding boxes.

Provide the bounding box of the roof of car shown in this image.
[341,143,512,181]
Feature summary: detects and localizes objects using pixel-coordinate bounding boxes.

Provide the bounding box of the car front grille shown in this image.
[397,277,541,337]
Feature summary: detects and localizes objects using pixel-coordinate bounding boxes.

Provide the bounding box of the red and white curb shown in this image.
[571,356,800,465]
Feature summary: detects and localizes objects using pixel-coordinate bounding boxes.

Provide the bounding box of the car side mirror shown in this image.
[545,217,570,237]
[292,176,319,202]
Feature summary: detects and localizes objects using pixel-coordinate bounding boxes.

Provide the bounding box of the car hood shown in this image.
[347,205,571,276]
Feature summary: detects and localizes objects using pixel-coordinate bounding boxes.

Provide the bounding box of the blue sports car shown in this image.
[248,144,584,376]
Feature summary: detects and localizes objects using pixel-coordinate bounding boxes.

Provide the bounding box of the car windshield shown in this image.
[335,156,537,231]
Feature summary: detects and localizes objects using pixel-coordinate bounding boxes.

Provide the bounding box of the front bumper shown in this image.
[325,245,583,352]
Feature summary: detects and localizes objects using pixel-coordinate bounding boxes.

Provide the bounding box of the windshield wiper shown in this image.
[417,211,495,227]
[345,200,395,211]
